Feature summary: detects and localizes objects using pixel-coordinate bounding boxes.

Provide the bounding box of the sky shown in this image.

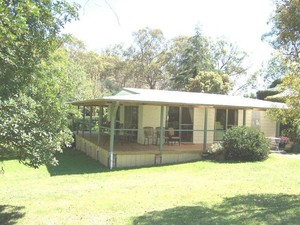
[64,0,275,73]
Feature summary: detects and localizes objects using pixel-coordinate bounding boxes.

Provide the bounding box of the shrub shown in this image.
[208,142,224,161]
[208,142,224,155]
[223,126,270,162]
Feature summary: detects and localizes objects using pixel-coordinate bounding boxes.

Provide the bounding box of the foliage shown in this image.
[100,27,249,94]
[256,90,280,100]
[263,0,300,60]
[0,95,73,168]
[101,45,137,94]
[170,28,248,94]
[223,126,270,162]
[0,0,79,99]
[171,28,214,90]
[129,27,170,89]
[211,38,248,89]
[267,61,300,143]
[265,1,300,145]
[260,54,288,87]
[0,0,79,168]
[63,36,103,99]
[185,71,230,94]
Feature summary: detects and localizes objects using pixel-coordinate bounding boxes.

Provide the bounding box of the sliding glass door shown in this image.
[167,107,193,142]
[215,109,238,141]
[124,106,138,142]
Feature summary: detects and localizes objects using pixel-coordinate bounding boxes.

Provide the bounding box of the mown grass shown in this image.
[1,149,300,225]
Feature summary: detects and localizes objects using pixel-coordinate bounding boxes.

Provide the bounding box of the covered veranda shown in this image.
[70,88,285,169]
[71,99,214,169]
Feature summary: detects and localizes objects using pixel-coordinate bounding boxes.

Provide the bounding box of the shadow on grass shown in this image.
[0,205,25,225]
[46,148,108,176]
[131,194,300,225]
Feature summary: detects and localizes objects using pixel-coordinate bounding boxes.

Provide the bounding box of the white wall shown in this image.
[138,105,165,144]
[260,111,277,137]
[193,108,215,145]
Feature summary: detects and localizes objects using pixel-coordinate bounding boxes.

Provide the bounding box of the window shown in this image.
[124,106,138,129]
[124,106,139,142]
[215,109,238,140]
[167,107,193,142]
[251,111,260,130]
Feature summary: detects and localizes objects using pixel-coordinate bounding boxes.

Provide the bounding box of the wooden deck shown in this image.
[75,132,205,168]
[77,132,204,153]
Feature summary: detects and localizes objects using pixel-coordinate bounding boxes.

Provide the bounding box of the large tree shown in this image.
[265,0,300,140]
[171,29,213,90]
[260,54,288,87]
[64,36,104,98]
[101,44,138,93]
[0,0,79,168]
[170,28,248,94]
[129,27,170,89]
[263,0,300,60]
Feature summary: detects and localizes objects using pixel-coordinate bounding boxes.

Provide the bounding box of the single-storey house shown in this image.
[71,88,286,169]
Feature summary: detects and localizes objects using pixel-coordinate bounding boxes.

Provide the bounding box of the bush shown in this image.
[208,142,224,161]
[209,142,224,154]
[223,126,270,162]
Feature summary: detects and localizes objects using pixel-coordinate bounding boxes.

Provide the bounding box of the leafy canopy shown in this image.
[0,0,79,168]
[265,0,300,141]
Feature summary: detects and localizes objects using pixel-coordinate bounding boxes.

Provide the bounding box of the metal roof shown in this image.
[70,88,287,110]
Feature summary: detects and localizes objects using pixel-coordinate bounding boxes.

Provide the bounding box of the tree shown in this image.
[268,61,300,140]
[211,39,248,91]
[101,44,138,93]
[170,28,248,94]
[0,49,75,168]
[0,0,79,168]
[265,0,300,141]
[64,36,104,98]
[263,0,300,60]
[260,54,289,87]
[0,0,79,98]
[171,29,213,90]
[185,71,230,94]
[129,27,170,89]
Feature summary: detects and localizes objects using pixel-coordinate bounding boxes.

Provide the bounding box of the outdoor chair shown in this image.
[143,127,155,145]
[166,127,181,145]
[155,127,166,145]
[116,123,126,145]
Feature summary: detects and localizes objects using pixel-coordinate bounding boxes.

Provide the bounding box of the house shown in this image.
[71,88,286,169]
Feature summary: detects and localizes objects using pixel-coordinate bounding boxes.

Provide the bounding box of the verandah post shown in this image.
[82,106,85,137]
[89,106,93,137]
[76,106,79,135]
[98,106,102,145]
[109,101,120,170]
[159,106,164,152]
[203,108,208,152]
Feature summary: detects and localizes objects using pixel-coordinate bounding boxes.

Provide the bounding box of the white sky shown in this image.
[64,0,275,72]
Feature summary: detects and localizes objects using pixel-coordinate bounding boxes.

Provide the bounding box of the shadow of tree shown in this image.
[0,205,25,225]
[46,148,108,176]
[131,194,300,225]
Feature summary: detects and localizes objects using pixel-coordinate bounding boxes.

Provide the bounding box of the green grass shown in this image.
[1,149,300,225]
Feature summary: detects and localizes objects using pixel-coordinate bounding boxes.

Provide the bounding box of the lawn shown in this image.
[1,149,300,225]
